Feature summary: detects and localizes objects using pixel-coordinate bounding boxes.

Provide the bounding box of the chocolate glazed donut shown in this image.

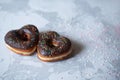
[4,25,39,55]
[37,31,72,62]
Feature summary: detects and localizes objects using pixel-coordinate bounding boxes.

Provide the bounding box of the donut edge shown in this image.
[6,44,36,56]
[37,47,72,62]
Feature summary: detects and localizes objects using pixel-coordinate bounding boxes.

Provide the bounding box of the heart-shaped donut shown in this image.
[37,31,72,62]
[4,25,39,55]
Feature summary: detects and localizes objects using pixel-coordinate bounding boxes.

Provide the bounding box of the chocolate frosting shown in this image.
[5,25,39,50]
[37,31,71,56]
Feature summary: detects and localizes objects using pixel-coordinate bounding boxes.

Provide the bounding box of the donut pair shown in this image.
[4,25,72,62]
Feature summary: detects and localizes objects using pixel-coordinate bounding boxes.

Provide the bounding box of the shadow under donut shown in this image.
[62,39,85,61]
[71,40,84,57]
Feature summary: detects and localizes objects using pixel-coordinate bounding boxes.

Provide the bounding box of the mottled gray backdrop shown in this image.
[0,0,120,80]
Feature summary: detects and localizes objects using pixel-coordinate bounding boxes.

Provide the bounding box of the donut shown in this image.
[37,31,72,62]
[4,25,39,56]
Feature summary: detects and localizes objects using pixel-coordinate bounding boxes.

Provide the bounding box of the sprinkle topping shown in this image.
[37,31,71,56]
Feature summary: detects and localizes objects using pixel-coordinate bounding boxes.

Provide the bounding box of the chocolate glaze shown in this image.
[5,25,39,50]
[37,31,71,56]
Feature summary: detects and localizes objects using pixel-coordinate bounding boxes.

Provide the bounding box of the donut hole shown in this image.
[17,33,29,41]
[16,30,30,41]
[47,39,59,48]
[52,40,59,47]
[22,34,28,41]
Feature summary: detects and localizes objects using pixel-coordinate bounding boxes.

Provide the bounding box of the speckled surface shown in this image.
[0,0,120,80]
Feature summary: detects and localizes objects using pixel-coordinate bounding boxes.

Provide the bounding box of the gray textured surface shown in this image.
[0,0,120,80]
